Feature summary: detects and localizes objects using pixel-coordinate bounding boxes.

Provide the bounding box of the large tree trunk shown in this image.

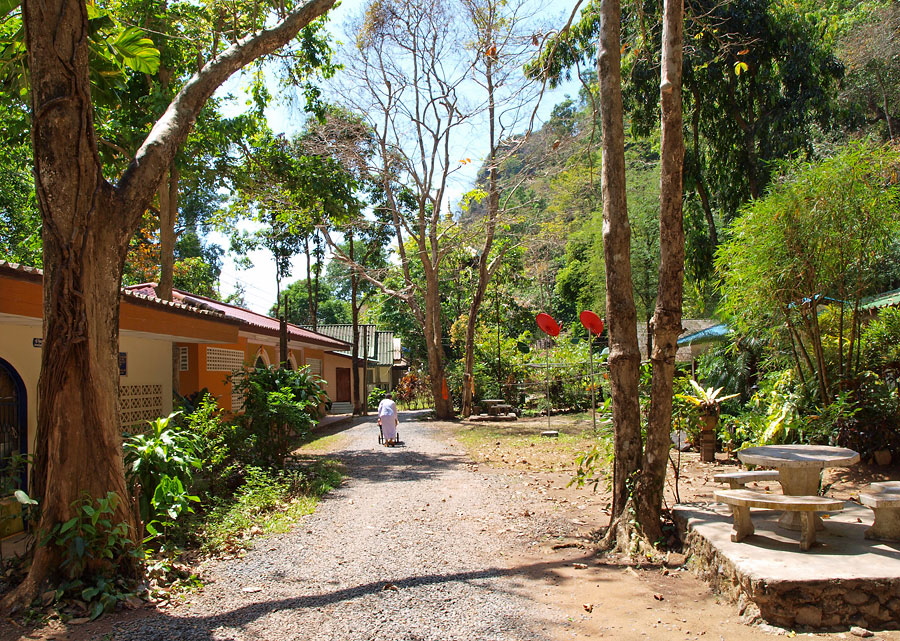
[461,53,500,419]
[7,0,138,610]
[348,233,364,414]
[597,0,642,530]
[638,0,685,545]
[4,0,337,613]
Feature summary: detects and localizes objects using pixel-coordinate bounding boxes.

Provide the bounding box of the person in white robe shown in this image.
[377,393,400,445]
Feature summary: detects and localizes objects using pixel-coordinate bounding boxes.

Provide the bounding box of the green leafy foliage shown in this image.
[42,492,137,619]
[199,461,342,554]
[124,414,202,534]
[675,379,739,416]
[717,142,900,402]
[367,386,388,410]
[861,307,900,375]
[230,365,329,468]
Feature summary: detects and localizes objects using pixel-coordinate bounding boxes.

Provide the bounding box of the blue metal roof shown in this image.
[677,323,730,346]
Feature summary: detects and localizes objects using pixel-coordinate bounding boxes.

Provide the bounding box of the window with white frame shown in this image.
[178,347,189,372]
[306,357,322,376]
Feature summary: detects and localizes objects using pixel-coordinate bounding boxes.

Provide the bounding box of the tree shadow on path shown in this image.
[95,552,608,641]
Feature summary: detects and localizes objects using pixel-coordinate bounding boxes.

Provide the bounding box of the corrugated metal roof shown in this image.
[305,324,378,358]
[860,288,900,311]
[375,331,394,366]
[310,325,397,366]
[677,322,730,346]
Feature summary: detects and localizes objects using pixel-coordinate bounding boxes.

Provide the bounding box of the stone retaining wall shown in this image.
[682,526,900,629]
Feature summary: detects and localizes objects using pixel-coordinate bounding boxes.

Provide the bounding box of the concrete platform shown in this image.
[674,500,900,629]
[466,413,517,422]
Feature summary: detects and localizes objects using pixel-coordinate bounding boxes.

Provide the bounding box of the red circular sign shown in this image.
[579,310,605,335]
[536,312,561,337]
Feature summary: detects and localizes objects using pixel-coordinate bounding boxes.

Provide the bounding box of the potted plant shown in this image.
[677,380,739,462]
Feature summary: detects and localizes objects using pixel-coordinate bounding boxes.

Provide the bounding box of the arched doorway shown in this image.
[0,358,27,490]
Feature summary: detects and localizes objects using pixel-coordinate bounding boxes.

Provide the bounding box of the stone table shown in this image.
[737,444,859,531]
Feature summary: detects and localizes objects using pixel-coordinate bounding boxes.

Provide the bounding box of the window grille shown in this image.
[307,358,322,376]
[179,347,189,372]
[206,347,245,371]
[206,347,246,411]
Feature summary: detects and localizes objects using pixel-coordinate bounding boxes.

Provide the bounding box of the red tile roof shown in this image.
[125,283,350,350]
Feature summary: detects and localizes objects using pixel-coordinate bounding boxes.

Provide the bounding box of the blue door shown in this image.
[0,358,27,490]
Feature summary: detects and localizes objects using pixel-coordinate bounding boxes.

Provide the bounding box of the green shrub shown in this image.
[199,461,342,554]
[367,386,388,409]
[862,307,900,375]
[230,365,329,468]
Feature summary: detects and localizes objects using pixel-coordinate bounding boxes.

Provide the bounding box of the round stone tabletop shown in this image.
[738,444,859,469]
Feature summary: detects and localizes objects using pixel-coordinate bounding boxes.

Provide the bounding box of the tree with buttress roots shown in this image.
[2,0,337,612]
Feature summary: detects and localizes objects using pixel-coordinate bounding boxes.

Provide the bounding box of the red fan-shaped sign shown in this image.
[536,312,561,337]
[579,310,605,335]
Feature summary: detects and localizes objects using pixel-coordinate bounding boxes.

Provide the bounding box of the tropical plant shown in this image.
[675,379,740,417]
[41,492,137,619]
[230,365,329,468]
[123,414,202,537]
[367,387,388,410]
[717,142,900,405]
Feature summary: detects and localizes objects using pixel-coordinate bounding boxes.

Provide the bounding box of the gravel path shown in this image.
[108,412,573,641]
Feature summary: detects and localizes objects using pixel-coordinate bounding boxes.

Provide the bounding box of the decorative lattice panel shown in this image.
[206,347,245,372]
[307,358,322,376]
[179,347,189,372]
[231,372,245,413]
[120,384,164,431]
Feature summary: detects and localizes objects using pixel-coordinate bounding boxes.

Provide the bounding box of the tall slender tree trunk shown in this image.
[348,233,364,414]
[639,0,685,545]
[597,0,642,530]
[157,165,179,300]
[424,265,452,418]
[461,50,500,418]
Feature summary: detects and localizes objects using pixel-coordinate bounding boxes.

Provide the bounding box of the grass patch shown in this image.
[454,415,612,474]
[297,431,349,451]
[197,458,343,555]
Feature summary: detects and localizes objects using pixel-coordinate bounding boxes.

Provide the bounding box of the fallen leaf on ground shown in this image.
[382,583,399,591]
[583,603,594,612]
[653,593,664,601]
[572,563,588,569]
[242,586,263,593]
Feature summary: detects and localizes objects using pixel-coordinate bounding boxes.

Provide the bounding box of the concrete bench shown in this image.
[714,470,780,489]
[714,489,843,551]
[859,481,900,542]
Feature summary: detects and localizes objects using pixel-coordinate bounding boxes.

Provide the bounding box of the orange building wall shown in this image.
[174,336,350,414]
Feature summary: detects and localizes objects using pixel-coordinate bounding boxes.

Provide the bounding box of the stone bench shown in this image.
[714,470,780,489]
[859,481,900,542]
[714,489,843,551]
